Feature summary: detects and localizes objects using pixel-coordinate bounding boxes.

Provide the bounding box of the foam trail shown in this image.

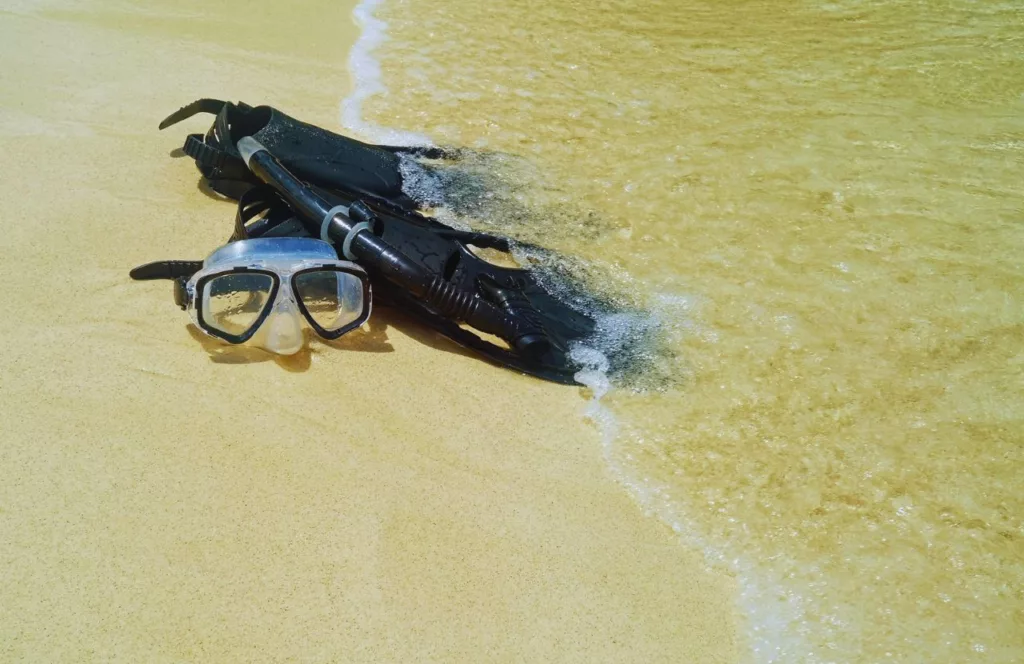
[341,0,433,146]
[572,345,815,663]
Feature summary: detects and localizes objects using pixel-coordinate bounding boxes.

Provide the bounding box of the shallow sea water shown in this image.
[351,0,1024,660]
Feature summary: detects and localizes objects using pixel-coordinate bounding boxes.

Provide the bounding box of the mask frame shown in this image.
[190,264,371,345]
[132,237,372,353]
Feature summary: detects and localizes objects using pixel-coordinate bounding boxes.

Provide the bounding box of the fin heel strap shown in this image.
[183,134,231,169]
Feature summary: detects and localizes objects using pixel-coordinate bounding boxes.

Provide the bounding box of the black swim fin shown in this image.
[160,99,451,207]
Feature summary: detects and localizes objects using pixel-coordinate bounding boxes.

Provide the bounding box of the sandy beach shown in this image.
[0,1,739,661]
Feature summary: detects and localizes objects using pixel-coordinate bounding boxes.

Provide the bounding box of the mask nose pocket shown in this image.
[258,296,306,356]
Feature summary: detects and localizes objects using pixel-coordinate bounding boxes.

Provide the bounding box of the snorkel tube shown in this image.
[236,137,552,358]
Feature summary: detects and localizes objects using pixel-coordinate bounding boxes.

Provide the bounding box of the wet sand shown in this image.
[0,1,739,661]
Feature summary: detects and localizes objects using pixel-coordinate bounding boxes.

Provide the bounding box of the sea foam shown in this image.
[341,0,433,146]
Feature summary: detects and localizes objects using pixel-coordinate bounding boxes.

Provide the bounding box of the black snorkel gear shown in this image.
[137,99,610,384]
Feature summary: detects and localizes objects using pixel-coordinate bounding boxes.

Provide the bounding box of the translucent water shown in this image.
[347,0,1024,660]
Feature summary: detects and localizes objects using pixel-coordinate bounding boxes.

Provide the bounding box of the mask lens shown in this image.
[293,269,366,334]
[201,272,275,338]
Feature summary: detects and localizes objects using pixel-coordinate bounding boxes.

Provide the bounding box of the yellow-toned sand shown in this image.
[0,1,739,661]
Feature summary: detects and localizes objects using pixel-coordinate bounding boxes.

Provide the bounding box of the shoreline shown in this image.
[341,0,432,146]
[0,1,742,661]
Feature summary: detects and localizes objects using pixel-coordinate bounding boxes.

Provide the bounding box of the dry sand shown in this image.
[0,1,739,661]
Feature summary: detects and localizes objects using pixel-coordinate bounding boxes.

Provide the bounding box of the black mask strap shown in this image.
[129,260,203,281]
[129,260,203,310]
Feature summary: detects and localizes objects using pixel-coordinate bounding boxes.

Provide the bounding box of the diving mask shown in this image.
[131,237,371,355]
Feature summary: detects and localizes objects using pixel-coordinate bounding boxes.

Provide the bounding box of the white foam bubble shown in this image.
[396,152,445,207]
[341,0,434,147]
